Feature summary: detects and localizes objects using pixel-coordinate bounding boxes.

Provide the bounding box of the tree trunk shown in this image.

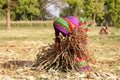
[113,20,115,27]
[6,0,11,30]
[6,8,11,30]
[74,7,78,16]
[93,13,96,27]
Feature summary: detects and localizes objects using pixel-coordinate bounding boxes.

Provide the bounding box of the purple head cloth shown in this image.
[54,24,70,35]
[66,16,79,27]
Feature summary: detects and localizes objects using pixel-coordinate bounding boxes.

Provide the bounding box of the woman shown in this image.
[53,16,88,50]
[99,26,108,35]
[53,16,89,71]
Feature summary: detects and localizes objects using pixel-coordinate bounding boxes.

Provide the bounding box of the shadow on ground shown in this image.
[0,60,34,69]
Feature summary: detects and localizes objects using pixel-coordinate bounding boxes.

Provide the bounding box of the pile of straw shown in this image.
[33,27,89,72]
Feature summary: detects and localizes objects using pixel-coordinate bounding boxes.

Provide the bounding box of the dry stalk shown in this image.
[33,27,89,72]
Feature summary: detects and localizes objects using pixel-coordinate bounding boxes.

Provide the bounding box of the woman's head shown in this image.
[53,16,88,36]
[66,16,79,27]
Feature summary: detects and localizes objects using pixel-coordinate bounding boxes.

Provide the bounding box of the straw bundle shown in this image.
[33,27,89,72]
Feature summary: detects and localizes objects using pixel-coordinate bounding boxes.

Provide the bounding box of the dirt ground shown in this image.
[0,27,119,80]
[0,39,119,80]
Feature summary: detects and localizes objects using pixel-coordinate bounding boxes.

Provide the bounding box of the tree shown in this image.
[0,0,6,20]
[83,0,105,27]
[60,0,83,17]
[38,0,48,20]
[105,0,120,27]
[6,0,11,30]
[13,0,40,20]
[0,0,10,30]
[0,0,17,30]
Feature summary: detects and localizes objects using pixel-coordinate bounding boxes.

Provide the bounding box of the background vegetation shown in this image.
[0,0,120,29]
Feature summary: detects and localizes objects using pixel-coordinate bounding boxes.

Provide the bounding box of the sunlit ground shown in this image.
[0,26,119,80]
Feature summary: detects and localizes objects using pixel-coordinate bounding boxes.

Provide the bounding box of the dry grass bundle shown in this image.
[33,27,89,72]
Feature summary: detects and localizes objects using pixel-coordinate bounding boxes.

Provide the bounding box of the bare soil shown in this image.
[0,39,119,80]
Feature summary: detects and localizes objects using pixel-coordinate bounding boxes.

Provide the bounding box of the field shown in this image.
[0,25,119,80]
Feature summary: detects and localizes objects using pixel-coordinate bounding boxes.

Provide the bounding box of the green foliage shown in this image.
[0,0,17,10]
[13,0,40,20]
[0,0,41,20]
[115,20,120,28]
[0,0,120,28]
[83,0,105,22]
[104,0,120,27]
[66,0,82,7]
[60,0,120,27]
[60,0,83,16]
[60,7,73,17]
[0,1,4,8]
[0,0,6,9]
